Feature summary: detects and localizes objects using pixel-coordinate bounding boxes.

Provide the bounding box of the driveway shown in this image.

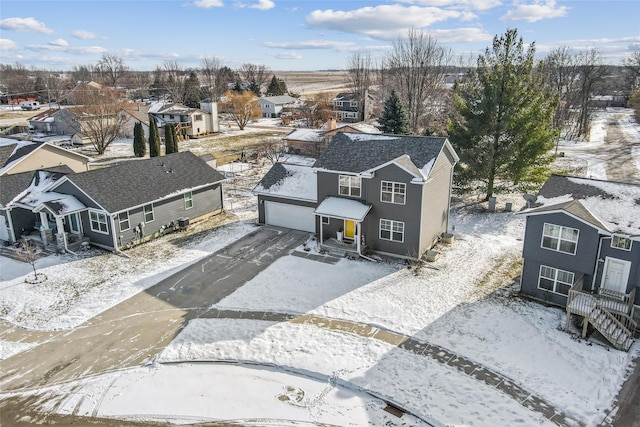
[0,226,308,394]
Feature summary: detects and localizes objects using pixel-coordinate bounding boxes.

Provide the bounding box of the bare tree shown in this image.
[542,46,581,140]
[17,239,44,283]
[74,85,127,154]
[70,64,96,83]
[384,29,452,134]
[162,60,186,103]
[96,53,128,87]
[258,137,286,164]
[220,90,261,130]
[346,52,374,121]
[622,43,640,90]
[200,56,224,101]
[238,63,270,96]
[575,48,608,137]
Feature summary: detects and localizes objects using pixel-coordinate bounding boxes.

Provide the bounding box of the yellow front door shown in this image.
[344,220,355,239]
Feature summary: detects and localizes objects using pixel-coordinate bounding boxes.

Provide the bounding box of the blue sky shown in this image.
[0,0,638,71]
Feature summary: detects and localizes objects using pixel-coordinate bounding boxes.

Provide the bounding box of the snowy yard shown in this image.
[1,109,639,426]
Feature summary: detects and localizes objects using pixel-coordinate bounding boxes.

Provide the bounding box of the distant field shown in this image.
[274,70,350,97]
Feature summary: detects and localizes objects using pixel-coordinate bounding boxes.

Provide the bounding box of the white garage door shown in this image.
[265,201,315,232]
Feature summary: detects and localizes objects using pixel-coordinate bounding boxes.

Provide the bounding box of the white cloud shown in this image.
[268,51,303,60]
[27,44,107,55]
[0,17,53,34]
[248,0,275,10]
[193,0,224,8]
[501,0,568,23]
[396,0,502,10]
[72,29,99,39]
[263,40,357,51]
[49,38,68,47]
[429,27,493,43]
[0,38,18,51]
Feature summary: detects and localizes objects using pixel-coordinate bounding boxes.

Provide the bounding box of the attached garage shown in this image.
[264,201,315,232]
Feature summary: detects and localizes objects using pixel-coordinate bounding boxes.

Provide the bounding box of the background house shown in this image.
[149,102,219,139]
[283,119,380,157]
[255,132,459,259]
[0,138,91,176]
[28,109,80,136]
[332,92,372,123]
[259,95,297,118]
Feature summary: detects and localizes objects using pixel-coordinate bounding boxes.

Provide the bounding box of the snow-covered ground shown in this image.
[1,109,639,426]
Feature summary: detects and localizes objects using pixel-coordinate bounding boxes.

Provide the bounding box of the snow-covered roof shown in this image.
[284,128,324,142]
[253,163,317,202]
[13,170,85,215]
[314,196,371,221]
[260,95,297,105]
[525,175,640,237]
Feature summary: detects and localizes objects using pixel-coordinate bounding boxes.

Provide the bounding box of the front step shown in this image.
[589,307,635,351]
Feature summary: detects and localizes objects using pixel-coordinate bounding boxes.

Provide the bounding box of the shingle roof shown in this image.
[0,165,74,207]
[531,174,640,236]
[64,151,225,213]
[261,95,297,105]
[253,163,317,201]
[313,132,448,174]
[1,142,40,168]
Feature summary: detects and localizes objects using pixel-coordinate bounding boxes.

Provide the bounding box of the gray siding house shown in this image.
[259,96,297,118]
[254,132,459,259]
[519,175,639,351]
[1,152,225,252]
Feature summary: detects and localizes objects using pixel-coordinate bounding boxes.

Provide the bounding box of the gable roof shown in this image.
[313,133,453,179]
[60,151,225,214]
[0,165,76,208]
[0,139,90,175]
[284,128,324,142]
[260,95,297,105]
[333,93,356,102]
[122,103,151,125]
[527,174,640,236]
[12,169,85,216]
[253,162,317,202]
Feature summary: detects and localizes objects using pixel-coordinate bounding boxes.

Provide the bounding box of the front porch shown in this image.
[565,275,637,351]
[314,196,372,259]
[320,237,367,258]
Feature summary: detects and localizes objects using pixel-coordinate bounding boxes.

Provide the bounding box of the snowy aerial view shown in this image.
[1,107,639,426]
[1,0,640,426]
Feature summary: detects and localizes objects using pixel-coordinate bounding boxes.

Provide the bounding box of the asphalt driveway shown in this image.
[0,226,308,394]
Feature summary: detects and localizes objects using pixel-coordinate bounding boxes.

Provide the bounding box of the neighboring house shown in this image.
[1,151,225,252]
[121,103,151,139]
[332,92,372,123]
[28,108,81,135]
[518,174,639,351]
[283,119,381,157]
[259,95,297,118]
[149,102,219,139]
[0,138,91,176]
[255,132,459,259]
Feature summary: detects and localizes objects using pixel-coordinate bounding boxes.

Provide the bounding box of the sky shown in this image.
[0,0,639,72]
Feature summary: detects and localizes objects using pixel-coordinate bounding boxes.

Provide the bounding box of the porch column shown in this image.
[38,212,52,245]
[356,222,361,254]
[319,217,324,244]
[55,216,67,250]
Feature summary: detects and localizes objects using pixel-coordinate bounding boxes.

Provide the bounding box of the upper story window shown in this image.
[118,211,130,232]
[89,210,108,234]
[541,223,578,255]
[611,235,632,251]
[194,114,202,121]
[335,101,343,107]
[339,175,361,198]
[350,101,358,107]
[381,181,406,204]
[144,204,155,223]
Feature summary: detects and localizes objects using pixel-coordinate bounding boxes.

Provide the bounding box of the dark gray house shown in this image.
[254,132,459,259]
[1,152,225,252]
[519,175,639,351]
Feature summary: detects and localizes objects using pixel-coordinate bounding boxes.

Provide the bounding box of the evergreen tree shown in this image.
[148,116,161,157]
[133,121,146,157]
[164,123,175,154]
[266,75,287,96]
[377,90,409,134]
[171,124,179,153]
[448,29,558,200]
[184,70,201,108]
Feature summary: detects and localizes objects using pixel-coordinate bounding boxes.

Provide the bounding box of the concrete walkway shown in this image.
[200,308,583,427]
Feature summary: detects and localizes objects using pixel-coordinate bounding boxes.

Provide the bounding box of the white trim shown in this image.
[380,180,406,205]
[89,209,109,235]
[611,235,633,251]
[517,208,610,235]
[48,176,109,213]
[601,257,632,294]
[110,183,222,216]
[338,175,361,198]
[379,218,405,243]
[143,203,155,223]
[1,142,92,175]
[362,156,422,179]
[537,264,574,296]
[118,211,130,232]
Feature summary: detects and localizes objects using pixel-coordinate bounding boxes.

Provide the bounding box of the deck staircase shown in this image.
[566,276,637,351]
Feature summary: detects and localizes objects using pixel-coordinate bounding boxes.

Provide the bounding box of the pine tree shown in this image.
[184,70,201,108]
[266,75,287,96]
[377,90,409,134]
[164,123,174,154]
[133,121,146,157]
[148,116,161,158]
[171,124,179,153]
[448,29,558,200]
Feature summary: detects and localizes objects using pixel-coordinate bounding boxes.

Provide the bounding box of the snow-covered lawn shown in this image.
[1,110,639,426]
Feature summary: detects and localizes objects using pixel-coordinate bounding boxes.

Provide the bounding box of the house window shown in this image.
[538,265,574,296]
[611,235,632,251]
[335,101,343,107]
[380,219,404,242]
[339,175,361,197]
[541,223,579,255]
[118,211,130,231]
[322,216,330,224]
[381,181,406,204]
[184,192,193,210]
[194,114,202,121]
[89,210,108,234]
[350,101,358,107]
[344,112,357,118]
[169,115,174,120]
[144,204,155,223]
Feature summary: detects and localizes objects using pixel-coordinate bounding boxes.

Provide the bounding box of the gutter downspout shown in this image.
[591,235,606,292]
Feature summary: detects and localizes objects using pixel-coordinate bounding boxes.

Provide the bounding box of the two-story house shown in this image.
[254,132,459,259]
[259,95,297,118]
[149,102,219,139]
[518,174,639,351]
